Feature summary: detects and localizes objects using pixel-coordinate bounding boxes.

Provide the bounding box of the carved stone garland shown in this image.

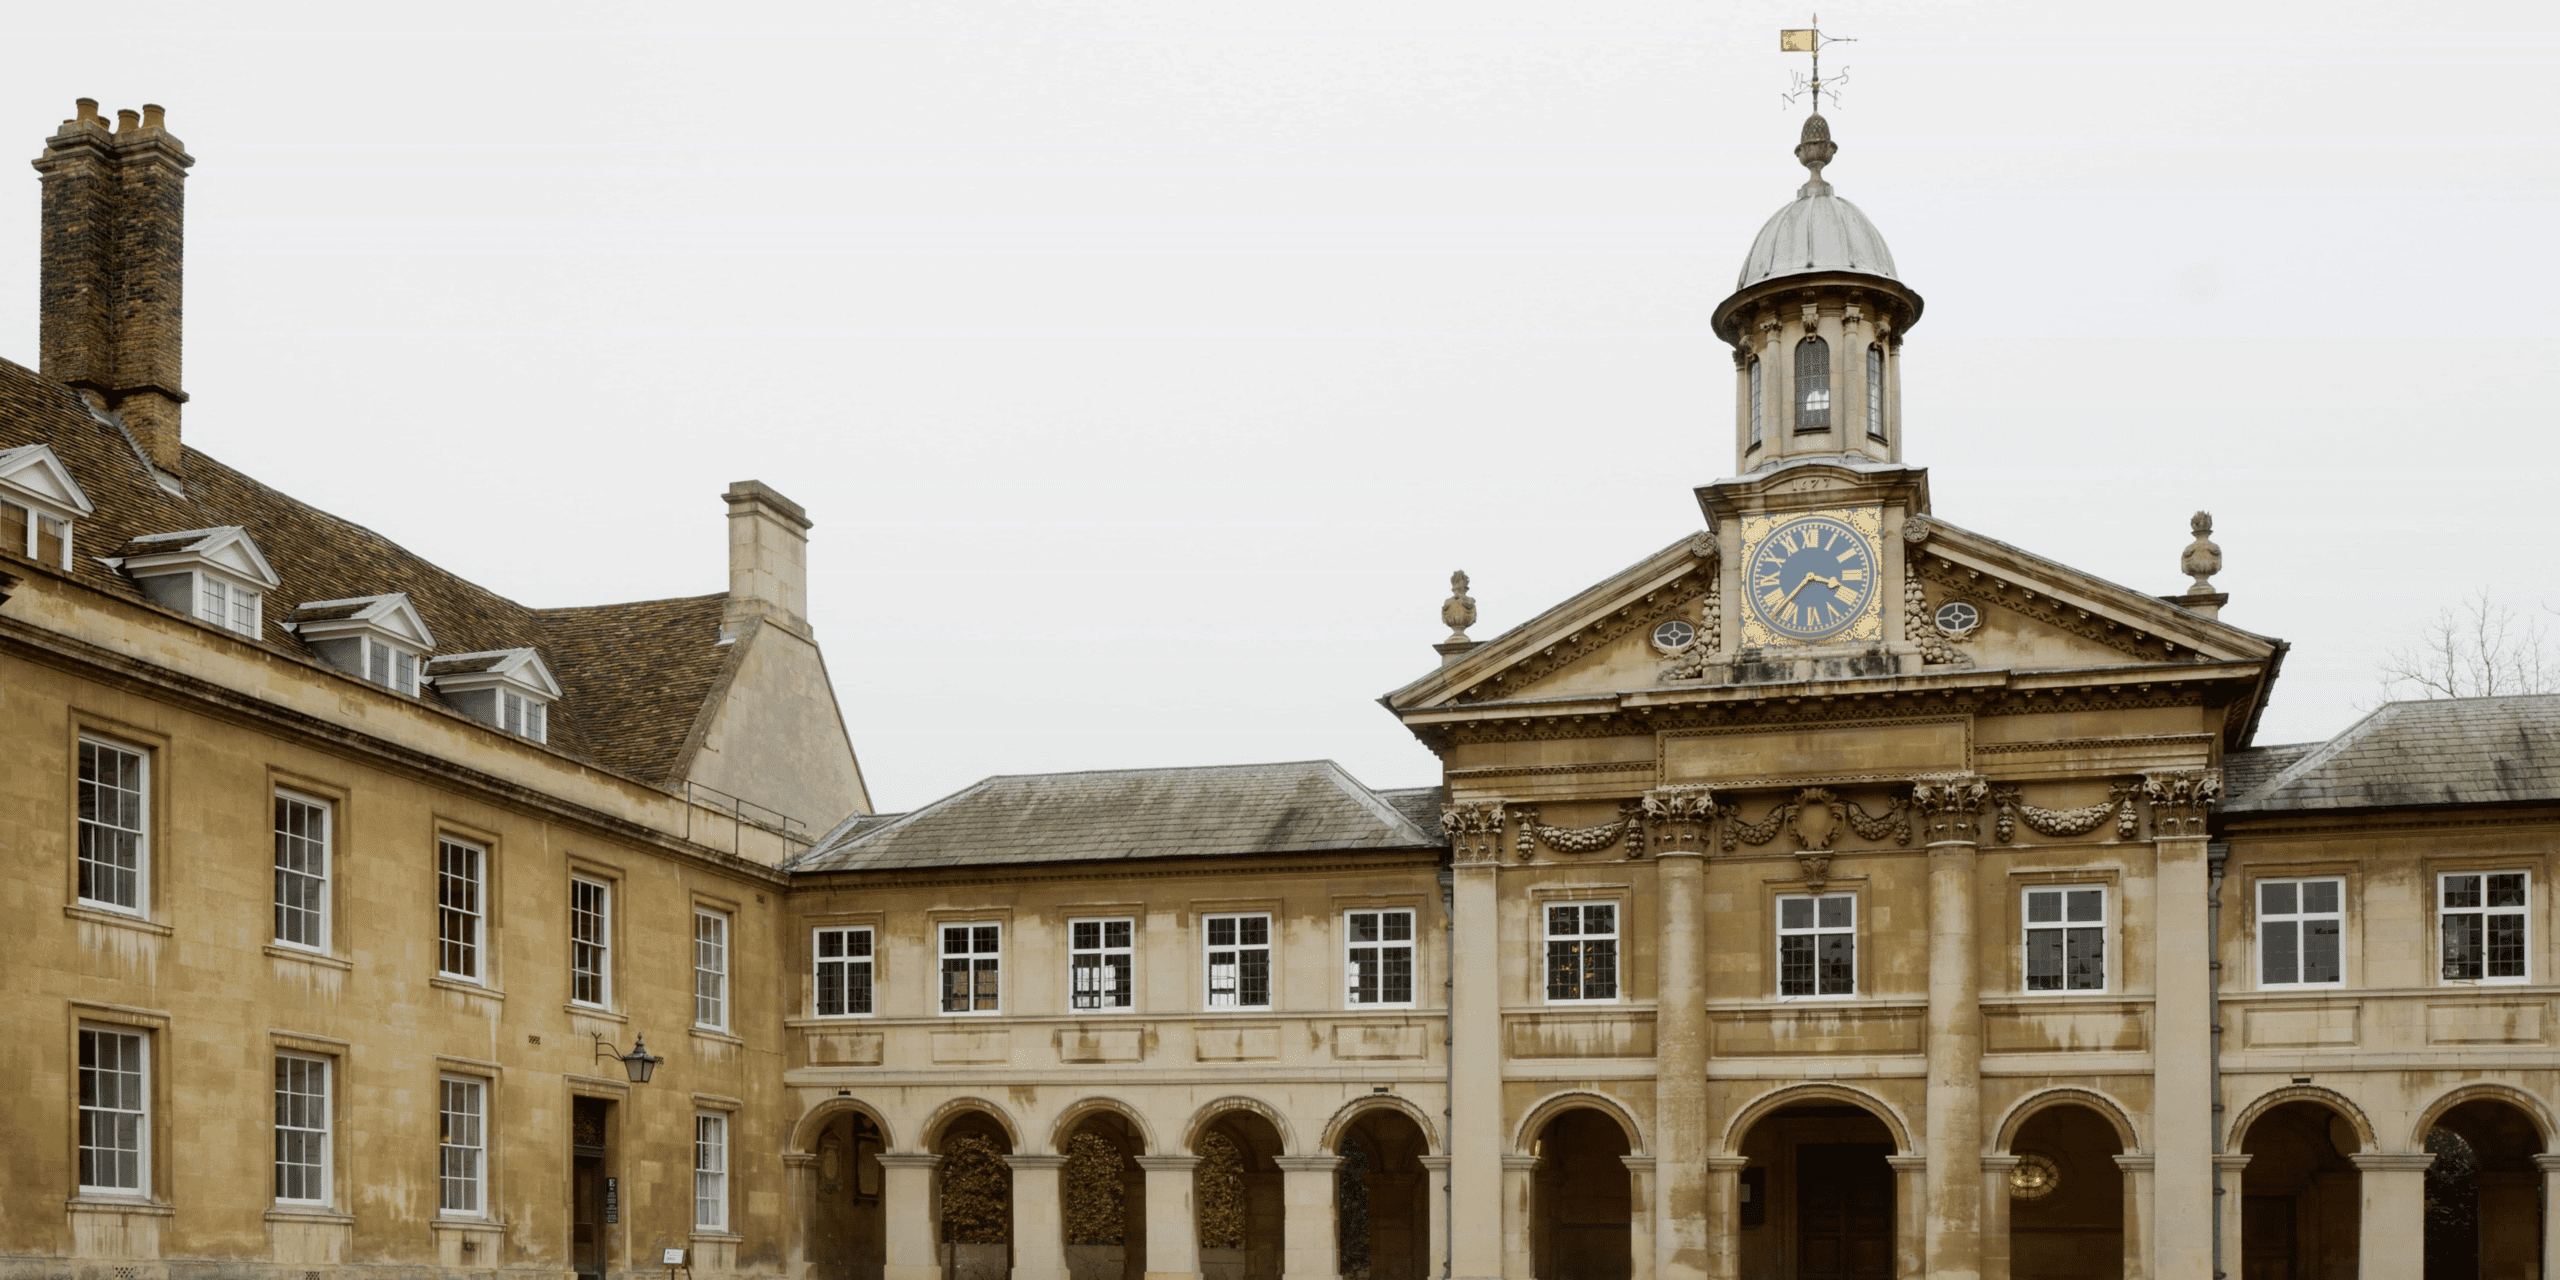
[1988,783,2140,843]
[1658,569,1724,683]
[1719,787,1911,853]
[1901,518,1970,666]
[1511,801,1645,860]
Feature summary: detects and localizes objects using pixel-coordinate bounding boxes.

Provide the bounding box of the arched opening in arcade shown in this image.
[808,1108,887,1280]
[935,1110,1015,1280]
[2238,1099,2362,1278]
[2421,1095,2548,1279]
[1193,1109,1285,1280]
[1334,1107,1432,1280]
[1059,1108,1149,1280]
[1732,1100,1899,1280]
[2001,1102,2125,1279]
[1528,1107,1633,1280]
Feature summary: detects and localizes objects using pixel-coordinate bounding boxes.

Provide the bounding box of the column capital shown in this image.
[2534,1153,2560,1173]
[1980,1154,2023,1171]
[876,1152,942,1170]
[2213,1153,2252,1173]
[1884,1154,1929,1171]
[1501,1154,1542,1172]
[2112,1153,2155,1172]
[2348,1151,2438,1173]
[1417,1155,1452,1171]
[1909,772,1991,842]
[1135,1154,1202,1173]
[1273,1155,1343,1173]
[1703,1154,1751,1172]
[1440,801,1509,865]
[783,1152,820,1170]
[1619,1155,1657,1174]
[1005,1154,1068,1171]
[2142,769,2223,838]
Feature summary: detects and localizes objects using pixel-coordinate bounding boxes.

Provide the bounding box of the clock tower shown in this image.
[1699,112,1938,671]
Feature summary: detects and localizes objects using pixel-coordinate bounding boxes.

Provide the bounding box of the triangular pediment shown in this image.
[1384,512,2282,730]
[288,592,439,649]
[115,525,282,589]
[0,443,95,515]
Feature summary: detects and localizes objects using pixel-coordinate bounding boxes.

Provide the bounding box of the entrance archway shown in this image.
[1060,1106,1147,1280]
[2237,1099,2362,1279]
[1732,1102,1898,1280]
[808,1108,886,1280]
[1193,1108,1285,1280]
[935,1110,1014,1280]
[2003,1103,2124,1279]
[1335,1106,1431,1280]
[1529,1108,1631,1280]
[2422,1095,2547,1278]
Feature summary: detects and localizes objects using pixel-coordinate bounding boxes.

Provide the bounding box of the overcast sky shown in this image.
[6,2,2554,815]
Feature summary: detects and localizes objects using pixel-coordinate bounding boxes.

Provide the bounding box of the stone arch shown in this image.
[1992,1086,2142,1154]
[1048,1097,1158,1156]
[1182,1095,1298,1155]
[2411,1082,2558,1150]
[791,1096,897,1154]
[1320,1094,1443,1156]
[2226,1085,2376,1152]
[920,1095,1022,1152]
[1512,1089,1647,1157]
[1719,1082,1914,1156]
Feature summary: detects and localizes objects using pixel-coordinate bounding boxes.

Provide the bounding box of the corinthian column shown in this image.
[1439,801,1509,1280]
[2144,769,2222,1280]
[1911,773,1989,1280]
[1643,785,1716,1280]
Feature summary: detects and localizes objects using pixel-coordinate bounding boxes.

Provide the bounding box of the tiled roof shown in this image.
[792,760,1442,873]
[1376,785,1447,837]
[2225,695,2560,813]
[0,356,733,786]
[2221,742,2317,801]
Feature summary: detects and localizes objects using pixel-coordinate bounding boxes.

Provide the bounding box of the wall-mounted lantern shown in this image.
[592,1033,663,1084]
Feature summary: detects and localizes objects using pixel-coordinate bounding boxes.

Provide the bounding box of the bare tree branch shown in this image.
[2376,588,2560,702]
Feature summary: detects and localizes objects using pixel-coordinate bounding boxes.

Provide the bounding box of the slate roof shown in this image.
[2224,695,2560,813]
[791,761,1443,873]
[0,356,737,787]
[2221,742,2317,801]
[1377,785,1447,836]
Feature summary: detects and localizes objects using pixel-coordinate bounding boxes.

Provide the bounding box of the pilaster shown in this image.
[877,1153,944,1280]
[2112,1154,2154,1280]
[1701,1156,1749,1280]
[1501,1155,1541,1280]
[1885,1154,1930,1279]
[2349,1151,2436,1276]
[1418,1155,1452,1280]
[1645,786,1715,1280]
[1135,1155,1204,1280]
[2145,770,2221,1280]
[1007,1154,1069,1280]
[2210,1154,2248,1280]
[2534,1153,2560,1280]
[1978,1156,2020,1280]
[1621,1155,1658,1280]
[1441,802,1509,1280]
[782,1152,820,1280]
[1272,1156,1343,1280]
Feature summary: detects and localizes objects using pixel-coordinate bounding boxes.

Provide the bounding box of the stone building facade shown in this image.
[8,98,2560,1280]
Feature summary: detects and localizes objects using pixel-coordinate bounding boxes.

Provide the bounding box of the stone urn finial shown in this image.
[1441,570,1478,641]
[2180,511,2222,592]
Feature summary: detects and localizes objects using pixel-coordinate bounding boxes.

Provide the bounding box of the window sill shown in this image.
[263,944,352,971]
[690,1232,744,1244]
[66,1196,173,1215]
[429,976,504,1001]
[264,1206,354,1224]
[786,1014,878,1026]
[567,1003,627,1023]
[690,1026,744,1047]
[63,904,172,937]
[430,1216,505,1230]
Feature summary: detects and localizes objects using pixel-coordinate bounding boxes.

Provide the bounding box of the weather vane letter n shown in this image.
[1780,16,1853,113]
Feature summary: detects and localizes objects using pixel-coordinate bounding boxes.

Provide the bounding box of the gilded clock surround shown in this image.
[1737,505,1886,647]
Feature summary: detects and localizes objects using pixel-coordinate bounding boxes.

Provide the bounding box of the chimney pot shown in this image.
[141,105,165,129]
[76,99,98,123]
[116,109,139,134]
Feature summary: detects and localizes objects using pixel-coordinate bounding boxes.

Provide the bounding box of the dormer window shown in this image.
[112,527,281,639]
[427,648,561,745]
[0,443,95,572]
[285,594,435,696]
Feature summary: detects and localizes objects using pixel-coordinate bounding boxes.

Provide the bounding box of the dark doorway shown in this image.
[572,1097,612,1280]
[1794,1144,1892,1280]
[2423,1097,2547,1280]
[2237,1100,2361,1280]
[1528,1108,1631,1280]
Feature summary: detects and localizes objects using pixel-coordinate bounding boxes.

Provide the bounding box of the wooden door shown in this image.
[1795,1144,1893,1280]
[573,1154,604,1280]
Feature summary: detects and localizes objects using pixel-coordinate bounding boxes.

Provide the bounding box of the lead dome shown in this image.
[1734,113,1900,288]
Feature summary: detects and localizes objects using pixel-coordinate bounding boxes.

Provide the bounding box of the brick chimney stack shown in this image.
[721,480,813,640]
[33,100,194,474]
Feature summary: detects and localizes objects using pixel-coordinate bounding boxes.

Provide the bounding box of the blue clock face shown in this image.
[1746,515,1877,642]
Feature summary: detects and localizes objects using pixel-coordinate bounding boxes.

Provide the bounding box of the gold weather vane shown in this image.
[1779,16,1855,112]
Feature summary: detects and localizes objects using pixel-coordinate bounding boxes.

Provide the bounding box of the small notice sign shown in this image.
[603,1177,619,1224]
[663,1248,687,1267]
